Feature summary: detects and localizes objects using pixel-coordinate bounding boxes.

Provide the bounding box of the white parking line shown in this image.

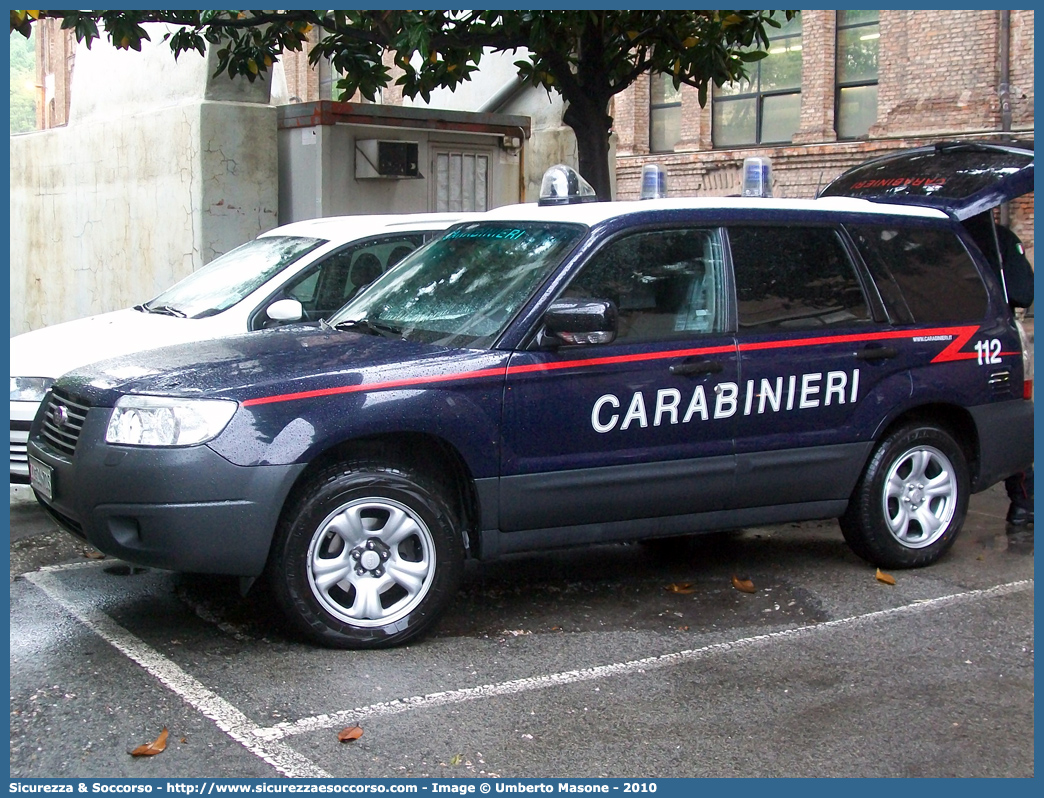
[253,579,1034,742]
[24,568,332,779]
[24,563,1033,774]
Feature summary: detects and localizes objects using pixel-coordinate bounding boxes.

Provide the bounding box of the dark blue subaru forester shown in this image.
[28,142,1034,648]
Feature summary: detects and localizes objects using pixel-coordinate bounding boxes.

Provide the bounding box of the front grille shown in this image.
[11,420,31,480]
[39,389,90,458]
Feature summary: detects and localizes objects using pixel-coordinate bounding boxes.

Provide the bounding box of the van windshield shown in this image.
[329,222,585,348]
[142,236,324,319]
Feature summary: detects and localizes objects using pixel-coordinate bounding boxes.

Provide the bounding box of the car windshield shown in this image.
[143,236,325,319]
[328,222,585,348]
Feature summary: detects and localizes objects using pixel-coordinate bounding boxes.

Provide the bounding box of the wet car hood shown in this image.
[55,324,502,408]
[10,307,215,382]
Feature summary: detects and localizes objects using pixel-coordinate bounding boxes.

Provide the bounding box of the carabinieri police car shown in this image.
[27,142,1034,648]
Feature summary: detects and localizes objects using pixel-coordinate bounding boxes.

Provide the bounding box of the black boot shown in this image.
[1006,503,1034,527]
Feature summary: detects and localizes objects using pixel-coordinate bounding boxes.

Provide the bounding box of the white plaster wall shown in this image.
[10,101,277,336]
[69,24,273,122]
[401,49,524,111]
[10,29,279,337]
[199,102,279,263]
[497,89,575,202]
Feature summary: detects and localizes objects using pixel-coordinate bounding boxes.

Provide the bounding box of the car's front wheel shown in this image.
[840,423,969,569]
[268,461,464,648]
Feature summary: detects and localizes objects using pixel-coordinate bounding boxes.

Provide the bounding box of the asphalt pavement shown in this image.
[8,476,1034,778]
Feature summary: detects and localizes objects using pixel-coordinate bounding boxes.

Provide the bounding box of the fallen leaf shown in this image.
[338,726,363,742]
[732,575,756,593]
[449,754,463,766]
[875,568,896,585]
[84,548,105,560]
[130,728,168,757]
[179,737,188,744]
[666,582,696,594]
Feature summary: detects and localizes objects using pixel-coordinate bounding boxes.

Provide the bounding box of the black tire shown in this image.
[267,461,464,649]
[840,424,969,569]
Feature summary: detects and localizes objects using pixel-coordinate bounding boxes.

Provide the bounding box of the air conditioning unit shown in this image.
[355,140,422,179]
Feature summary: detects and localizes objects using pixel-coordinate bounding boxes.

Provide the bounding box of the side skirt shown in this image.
[476,500,849,560]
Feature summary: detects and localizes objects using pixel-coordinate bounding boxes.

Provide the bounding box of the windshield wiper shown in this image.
[333,318,403,339]
[144,304,187,318]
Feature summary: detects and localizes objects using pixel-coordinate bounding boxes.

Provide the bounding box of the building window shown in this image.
[712,11,802,148]
[433,150,490,212]
[649,73,683,152]
[835,10,879,139]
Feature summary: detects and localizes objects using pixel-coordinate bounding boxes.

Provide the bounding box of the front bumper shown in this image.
[27,406,306,576]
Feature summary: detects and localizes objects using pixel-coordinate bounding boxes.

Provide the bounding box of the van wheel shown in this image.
[840,424,968,569]
[268,461,464,649]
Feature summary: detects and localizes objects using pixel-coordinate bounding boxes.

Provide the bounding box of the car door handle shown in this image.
[669,360,725,376]
[855,346,899,361]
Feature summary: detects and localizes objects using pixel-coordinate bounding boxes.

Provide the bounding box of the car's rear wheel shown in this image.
[268,461,464,648]
[840,424,968,569]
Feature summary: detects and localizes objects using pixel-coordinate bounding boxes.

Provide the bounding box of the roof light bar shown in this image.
[741,156,773,198]
[639,164,668,200]
[538,164,598,206]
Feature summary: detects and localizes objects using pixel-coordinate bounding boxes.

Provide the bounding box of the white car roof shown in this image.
[477,195,950,226]
[261,212,485,242]
[262,198,947,244]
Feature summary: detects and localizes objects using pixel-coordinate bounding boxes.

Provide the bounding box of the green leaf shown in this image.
[738,50,768,63]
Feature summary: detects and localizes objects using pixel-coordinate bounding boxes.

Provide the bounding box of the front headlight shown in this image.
[106,395,238,447]
[11,376,55,403]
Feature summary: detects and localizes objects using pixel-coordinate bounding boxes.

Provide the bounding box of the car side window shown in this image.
[730,226,871,332]
[560,228,727,343]
[273,235,425,325]
[284,268,321,307]
[847,225,989,323]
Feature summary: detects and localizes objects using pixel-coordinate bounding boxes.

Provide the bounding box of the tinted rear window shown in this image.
[847,226,988,323]
[820,145,1033,203]
[730,226,871,332]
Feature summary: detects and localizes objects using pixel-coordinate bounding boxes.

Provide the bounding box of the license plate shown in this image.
[28,456,53,502]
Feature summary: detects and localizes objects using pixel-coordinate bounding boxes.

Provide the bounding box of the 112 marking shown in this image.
[974,338,1002,365]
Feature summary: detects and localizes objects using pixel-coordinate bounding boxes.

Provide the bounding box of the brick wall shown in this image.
[34,19,74,129]
[872,11,999,137]
[281,29,320,103]
[1009,10,1035,130]
[614,10,1034,265]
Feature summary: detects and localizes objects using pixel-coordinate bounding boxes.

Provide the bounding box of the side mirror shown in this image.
[266,298,304,324]
[538,298,617,347]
